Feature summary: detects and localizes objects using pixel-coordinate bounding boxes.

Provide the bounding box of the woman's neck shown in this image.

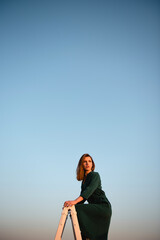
[85,170,92,176]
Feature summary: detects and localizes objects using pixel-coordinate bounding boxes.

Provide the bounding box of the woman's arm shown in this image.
[63,196,84,207]
[80,172,100,200]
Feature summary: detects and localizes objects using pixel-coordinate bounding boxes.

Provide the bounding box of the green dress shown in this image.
[75,171,112,240]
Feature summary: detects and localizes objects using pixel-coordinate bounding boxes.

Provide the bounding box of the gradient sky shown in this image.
[0,1,160,240]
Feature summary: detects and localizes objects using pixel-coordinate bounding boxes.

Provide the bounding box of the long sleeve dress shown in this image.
[75,171,112,240]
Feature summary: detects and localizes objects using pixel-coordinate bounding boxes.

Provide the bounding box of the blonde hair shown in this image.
[76,153,95,181]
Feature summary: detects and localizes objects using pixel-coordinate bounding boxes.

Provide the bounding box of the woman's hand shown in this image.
[63,196,84,208]
[63,200,76,208]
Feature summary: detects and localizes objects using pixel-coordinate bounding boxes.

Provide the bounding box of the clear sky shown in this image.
[0,0,160,240]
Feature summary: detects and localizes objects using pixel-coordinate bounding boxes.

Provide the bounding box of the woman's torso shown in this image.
[81,171,111,205]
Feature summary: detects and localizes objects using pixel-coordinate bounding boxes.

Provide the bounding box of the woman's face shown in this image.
[82,156,93,173]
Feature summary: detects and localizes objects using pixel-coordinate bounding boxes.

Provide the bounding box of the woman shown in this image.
[64,153,112,240]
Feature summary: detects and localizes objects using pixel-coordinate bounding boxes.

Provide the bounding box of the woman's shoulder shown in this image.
[91,171,99,175]
[89,171,100,178]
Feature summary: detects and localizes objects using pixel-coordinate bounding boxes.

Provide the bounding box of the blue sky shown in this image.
[0,1,160,240]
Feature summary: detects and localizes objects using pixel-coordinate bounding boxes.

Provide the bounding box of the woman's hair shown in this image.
[76,153,95,181]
